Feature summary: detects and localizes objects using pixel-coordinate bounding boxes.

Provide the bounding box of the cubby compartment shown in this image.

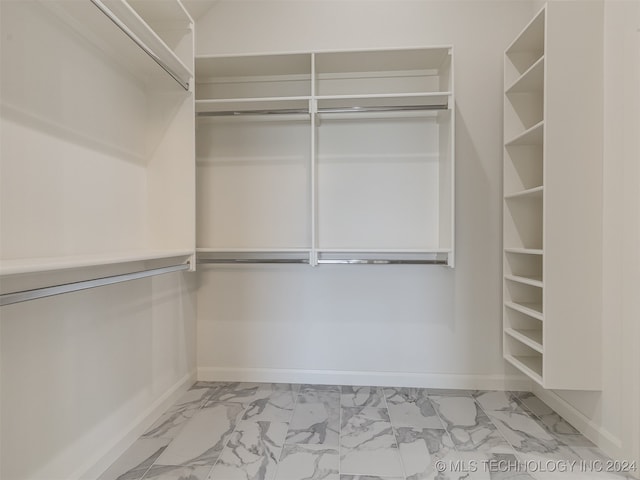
[315,48,452,98]
[504,91,544,142]
[504,144,543,195]
[195,54,312,102]
[504,251,543,286]
[504,7,545,88]
[504,278,543,320]
[503,197,543,250]
[504,307,543,351]
[504,334,543,385]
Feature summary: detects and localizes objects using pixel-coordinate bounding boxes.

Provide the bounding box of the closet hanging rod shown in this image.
[197,103,448,117]
[0,263,190,307]
[198,108,309,117]
[90,0,190,91]
[317,104,448,114]
[317,259,448,265]
[198,258,309,264]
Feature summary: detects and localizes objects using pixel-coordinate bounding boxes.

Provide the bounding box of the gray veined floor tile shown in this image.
[298,385,342,406]
[141,465,212,480]
[98,437,170,480]
[473,391,526,414]
[340,407,404,478]
[384,387,431,405]
[395,427,454,480]
[342,386,386,408]
[426,388,474,397]
[243,384,297,423]
[487,410,583,465]
[286,401,340,446]
[514,393,581,436]
[384,387,444,429]
[205,382,270,405]
[209,420,288,480]
[274,444,339,480]
[430,396,512,454]
[153,402,246,468]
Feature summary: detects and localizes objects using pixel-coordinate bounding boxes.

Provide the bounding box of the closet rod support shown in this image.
[0,263,190,307]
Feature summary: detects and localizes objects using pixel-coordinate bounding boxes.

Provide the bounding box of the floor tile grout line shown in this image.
[382,386,408,480]
[271,383,300,480]
[512,393,585,441]
[426,392,463,456]
[474,398,540,480]
[339,385,343,479]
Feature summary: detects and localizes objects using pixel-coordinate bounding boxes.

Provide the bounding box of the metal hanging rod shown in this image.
[317,259,448,265]
[90,0,190,91]
[198,108,310,117]
[317,104,448,114]
[0,263,190,307]
[198,258,309,264]
[197,103,448,118]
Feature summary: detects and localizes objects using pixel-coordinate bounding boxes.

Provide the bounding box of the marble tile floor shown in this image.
[99,383,638,480]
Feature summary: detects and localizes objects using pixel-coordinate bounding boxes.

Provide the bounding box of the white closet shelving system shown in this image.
[195,47,455,267]
[502,3,603,390]
[0,0,195,305]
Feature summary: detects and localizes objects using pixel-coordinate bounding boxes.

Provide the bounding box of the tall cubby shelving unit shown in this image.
[0,0,195,301]
[503,3,603,390]
[195,47,455,267]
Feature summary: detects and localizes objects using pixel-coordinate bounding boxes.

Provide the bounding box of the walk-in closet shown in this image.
[1,1,638,479]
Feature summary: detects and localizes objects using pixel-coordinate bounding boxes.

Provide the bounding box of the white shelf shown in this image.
[504,354,543,385]
[504,301,544,321]
[504,274,543,288]
[0,250,194,276]
[504,248,543,255]
[504,185,543,200]
[505,328,543,353]
[505,120,544,146]
[506,56,544,94]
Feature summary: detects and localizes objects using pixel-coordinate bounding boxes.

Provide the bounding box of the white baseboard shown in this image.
[197,366,531,392]
[531,385,632,466]
[76,371,197,480]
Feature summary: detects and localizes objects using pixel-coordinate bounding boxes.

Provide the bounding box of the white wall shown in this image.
[531,0,640,473]
[195,0,534,388]
[0,272,197,480]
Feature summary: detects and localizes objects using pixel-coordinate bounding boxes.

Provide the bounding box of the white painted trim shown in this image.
[72,371,196,480]
[532,385,625,459]
[197,367,531,392]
